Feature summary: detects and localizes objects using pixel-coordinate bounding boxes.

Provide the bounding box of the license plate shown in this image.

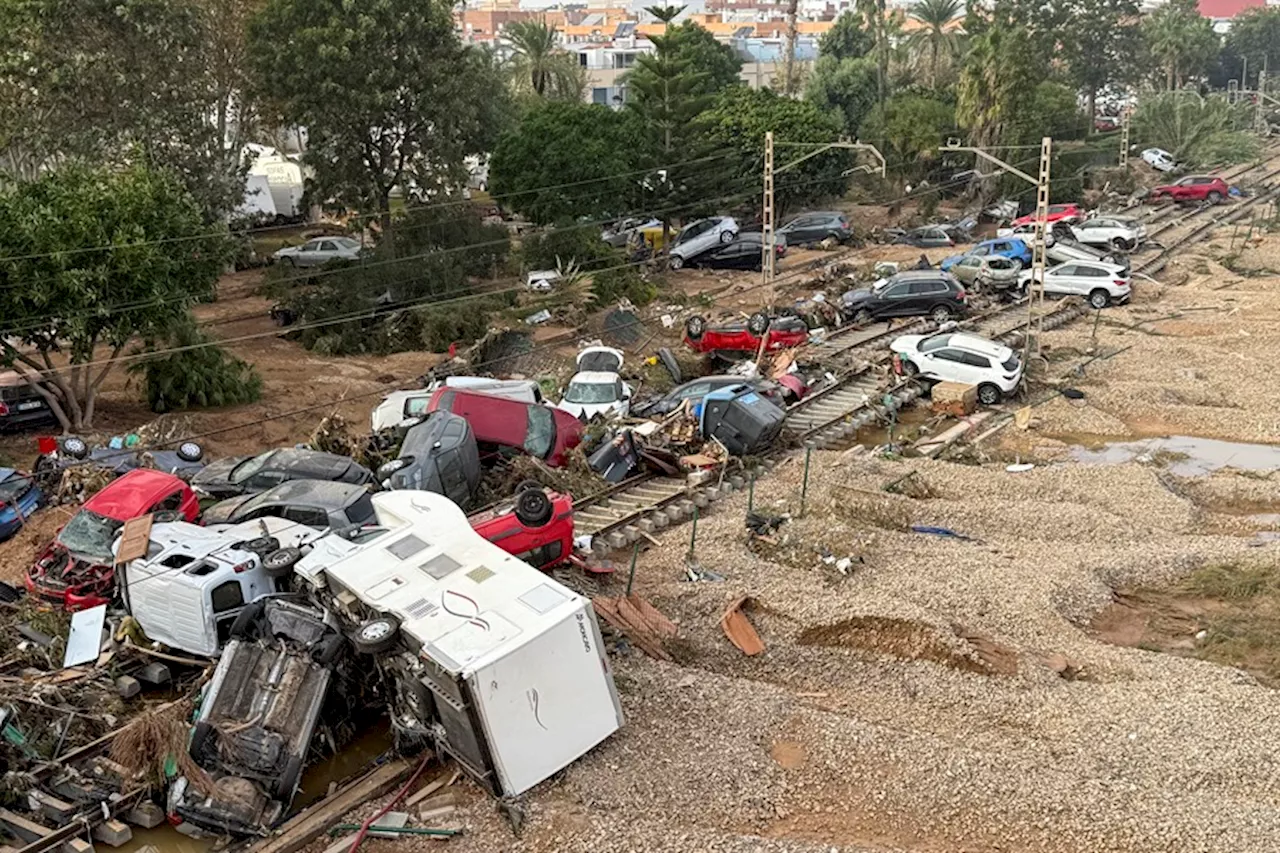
[16,401,43,411]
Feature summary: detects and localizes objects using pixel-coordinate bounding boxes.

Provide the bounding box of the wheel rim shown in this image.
[1091,293,1107,308]
[670,256,683,270]
[980,387,999,405]
[361,622,391,641]
[932,308,950,322]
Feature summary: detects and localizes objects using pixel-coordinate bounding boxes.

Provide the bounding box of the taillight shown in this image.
[233,561,252,573]
[956,289,967,301]
[1114,279,1129,287]
[0,402,8,416]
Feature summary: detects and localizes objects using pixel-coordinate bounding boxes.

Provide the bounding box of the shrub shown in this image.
[130,317,262,412]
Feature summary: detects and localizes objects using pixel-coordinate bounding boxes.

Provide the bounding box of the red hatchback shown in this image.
[1150,175,1229,204]
[28,469,199,610]
[684,312,809,354]
[470,485,574,571]
[428,388,584,467]
[1011,203,1083,227]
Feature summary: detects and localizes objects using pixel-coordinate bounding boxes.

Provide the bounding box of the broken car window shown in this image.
[525,405,556,459]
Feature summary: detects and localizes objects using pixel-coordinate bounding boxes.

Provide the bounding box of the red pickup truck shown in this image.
[1150,175,1229,204]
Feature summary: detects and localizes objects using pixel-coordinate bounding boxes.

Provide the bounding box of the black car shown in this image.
[690,233,769,271]
[191,448,374,500]
[632,374,803,417]
[778,211,852,245]
[376,412,481,508]
[0,371,56,431]
[201,479,375,529]
[841,270,969,325]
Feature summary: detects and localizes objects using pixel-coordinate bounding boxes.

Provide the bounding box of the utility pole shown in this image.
[1119,109,1130,169]
[762,131,776,288]
[1256,69,1269,136]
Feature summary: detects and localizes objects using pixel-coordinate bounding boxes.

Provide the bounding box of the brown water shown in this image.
[1068,435,1280,477]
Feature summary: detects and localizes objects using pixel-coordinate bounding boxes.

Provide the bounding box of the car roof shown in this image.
[891,269,954,280]
[944,333,1013,358]
[84,469,186,519]
[1059,259,1126,272]
[570,371,621,383]
[251,478,367,507]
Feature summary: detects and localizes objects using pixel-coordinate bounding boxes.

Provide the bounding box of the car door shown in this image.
[1044,264,1079,296]
[874,281,915,317]
[952,256,980,285]
[295,240,322,267]
[210,578,248,647]
[1173,178,1196,201]
[919,347,972,384]
[924,228,951,248]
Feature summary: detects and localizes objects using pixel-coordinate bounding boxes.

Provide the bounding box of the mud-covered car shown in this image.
[192,448,373,501]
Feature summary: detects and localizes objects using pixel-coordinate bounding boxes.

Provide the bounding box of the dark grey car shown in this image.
[201,480,375,529]
[191,448,374,500]
[376,411,481,508]
[778,211,851,245]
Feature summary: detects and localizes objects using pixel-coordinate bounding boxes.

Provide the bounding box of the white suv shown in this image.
[1018,260,1132,309]
[890,332,1023,405]
[1071,217,1145,251]
[668,216,739,269]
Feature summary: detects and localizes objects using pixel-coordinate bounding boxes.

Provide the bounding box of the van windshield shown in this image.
[564,381,619,404]
[57,509,123,562]
[524,406,556,458]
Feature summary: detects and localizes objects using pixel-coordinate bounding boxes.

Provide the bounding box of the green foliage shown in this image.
[591,265,658,307]
[0,163,229,429]
[131,316,262,413]
[1007,81,1085,144]
[504,19,587,101]
[859,95,954,178]
[1132,92,1256,166]
[491,102,642,225]
[905,0,965,87]
[249,0,510,236]
[520,225,616,272]
[1224,8,1280,87]
[957,21,1047,146]
[654,21,744,95]
[805,56,880,138]
[819,10,874,60]
[1057,0,1141,119]
[1141,0,1219,90]
[702,88,851,216]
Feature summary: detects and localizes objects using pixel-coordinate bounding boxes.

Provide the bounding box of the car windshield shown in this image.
[229,451,274,485]
[565,380,619,404]
[0,473,29,504]
[919,335,952,353]
[56,509,123,562]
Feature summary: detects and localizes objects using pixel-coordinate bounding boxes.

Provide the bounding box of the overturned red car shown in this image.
[28,469,199,610]
[469,483,575,571]
[683,312,809,355]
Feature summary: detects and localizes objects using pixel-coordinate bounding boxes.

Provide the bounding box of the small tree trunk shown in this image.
[1166,63,1175,91]
[1086,88,1096,130]
[379,189,394,256]
[783,0,800,95]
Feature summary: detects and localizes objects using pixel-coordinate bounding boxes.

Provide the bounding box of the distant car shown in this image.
[191,448,374,500]
[0,468,41,541]
[668,216,738,269]
[685,232,784,271]
[602,217,661,248]
[526,269,561,292]
[0,371,55,431]
[996,222,1056,246]
[1071,217,1144,251]
[557,347,632,421]
[632,375,805,418]
[28,469,200,610]
[1142,148,1177,172]
[1150,175,1229,204]
[33,437,206,486]
[1011,203,1083,228]
[891,226,955,249]
[778,211,852,245]
[947,254,1022,295]
[890,332,1023,406]
[201,480,376,529]
[940,238,1033,271]
[1094,115,1121,131]
[1018,259,1132,308]
[272,236,363,268]
[377,412,481,506]
[427,388,584,467]
[683,312,809,354]
[469,484,574,571]
[840,270,969,325]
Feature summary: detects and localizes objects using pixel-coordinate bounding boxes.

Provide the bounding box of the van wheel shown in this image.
[514,488,553,527]
[684,315,705,340]
[243,536,280,557]
[353,615,400,654]
[1088,289,1110,309]
[262,547,302,579]
[977,384,1002,406]
[747,312,769,336]
[274,754,303,801]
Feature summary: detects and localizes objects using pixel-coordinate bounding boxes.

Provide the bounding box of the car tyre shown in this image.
[1111,237,1130,252]
[353,615,401,655]
[262,547,302,579]
[685,315,706,340]
[930,305,953,323]
[747,312,769,336]
[61,437,89,460]
[900,359,919,377]
[176,441,204,463]
[1207,190,1223,204]
[243,536,280,557]
[719,229,736,244]
[669,254,685,271]
[514,488,553,527]
[1088,288,1111,310]
[229,601,266,641]
[275,754,304,801]
[977,383,1002,406]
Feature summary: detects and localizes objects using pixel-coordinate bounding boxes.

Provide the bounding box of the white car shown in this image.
[1142,148,1177,172]
[527,269,561,291]
[668,216,739,270]
[273,236,363,267]
[1071,217,1145,251]
[1018,260,1132,309]
[556,346,632,420]
[890,332,1023,406]
[996,222,1057,246]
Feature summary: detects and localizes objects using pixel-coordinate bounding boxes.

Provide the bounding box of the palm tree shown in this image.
[504,19,586,101]
[907,0,964,87]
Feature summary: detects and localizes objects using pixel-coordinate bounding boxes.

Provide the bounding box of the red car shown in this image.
[1150,175,1229,205]
[684,312,809,354]
[1011,203,1083,228]
[28,469,199,610]
[470,485,574,571]
[428,388,584,468]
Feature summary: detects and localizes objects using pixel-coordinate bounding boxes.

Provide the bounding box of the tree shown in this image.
[856,0,892,102]
[250,0,510,242]
[490,102,642,224]
[1132,91,1258,165]
[702,88,852,216]
[956,21,1045,147]
[661,20,744,95]
[1142,0,1218,90]
[858,94,955,178]
[906,0,965,88]
[1006,81,1084,143]
[805,56,880,138]
[1059,0,1140,126]
[131,317,263,413]
[504,19,587,101]
[1225,7,1280,88]
[820,11,874,60]
[0,165,229,430]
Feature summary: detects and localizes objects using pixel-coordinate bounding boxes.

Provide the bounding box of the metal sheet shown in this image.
[63,604,107,668]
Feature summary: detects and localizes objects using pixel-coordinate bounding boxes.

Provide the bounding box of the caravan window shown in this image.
[211,580,244,613]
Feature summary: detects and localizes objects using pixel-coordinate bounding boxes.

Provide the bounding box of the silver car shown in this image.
[272,236,363,267]
[668,216,739,269]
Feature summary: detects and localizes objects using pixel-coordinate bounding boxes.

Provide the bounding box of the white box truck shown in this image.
[294,490,623,797]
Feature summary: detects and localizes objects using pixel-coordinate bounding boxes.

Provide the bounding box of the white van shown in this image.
[370,378,544,433]
[119,517,324,657]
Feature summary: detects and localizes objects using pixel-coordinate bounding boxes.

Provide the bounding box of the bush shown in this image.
[130,317,263,412]
[520,225,616,273]
[591,265,658,307]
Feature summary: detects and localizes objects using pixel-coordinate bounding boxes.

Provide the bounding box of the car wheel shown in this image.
[1088,288,1111,310]
[61,437,89,460]
[262,547,302,579]
[685,315,706,340]
[514,488,553,527]
[281,257,296,267]
[1207,190,1223,204]
[229,601,266,641]
[353,615,401,655]
[176,441,204,463]
[900,359,919,377]
[719,229,736,244]
[930,305,953,323]
[747,312,769,336]
[243,536,280,557]
[1111,237,1129,252]
[977,383,1002,406]
[853,308,872,326]
[516,479,543,494]
[669,254,684,270]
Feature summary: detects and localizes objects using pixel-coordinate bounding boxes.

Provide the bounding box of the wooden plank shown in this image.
[721,596,765,657]
[113,515,153,566]
[0,810,51,843]
[247,758,416,853]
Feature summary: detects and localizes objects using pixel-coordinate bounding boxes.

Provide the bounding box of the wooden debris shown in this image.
[930,382,978,417]
[720,596,765,656]
[592,594,678,661]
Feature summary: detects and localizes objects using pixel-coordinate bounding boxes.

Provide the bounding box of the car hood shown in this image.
[890,334,926,354]
[200,493,256,525]
[190,456,248,493]
[274,246,300,257]
[841,288,874,304]
[939,255,963,270]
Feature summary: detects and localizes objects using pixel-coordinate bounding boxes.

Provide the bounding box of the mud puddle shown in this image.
[798,615,1018,675]
[1068,435,1280,476]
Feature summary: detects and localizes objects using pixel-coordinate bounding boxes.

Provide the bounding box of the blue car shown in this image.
[0,468,42,541]
[940,237,1033,271]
